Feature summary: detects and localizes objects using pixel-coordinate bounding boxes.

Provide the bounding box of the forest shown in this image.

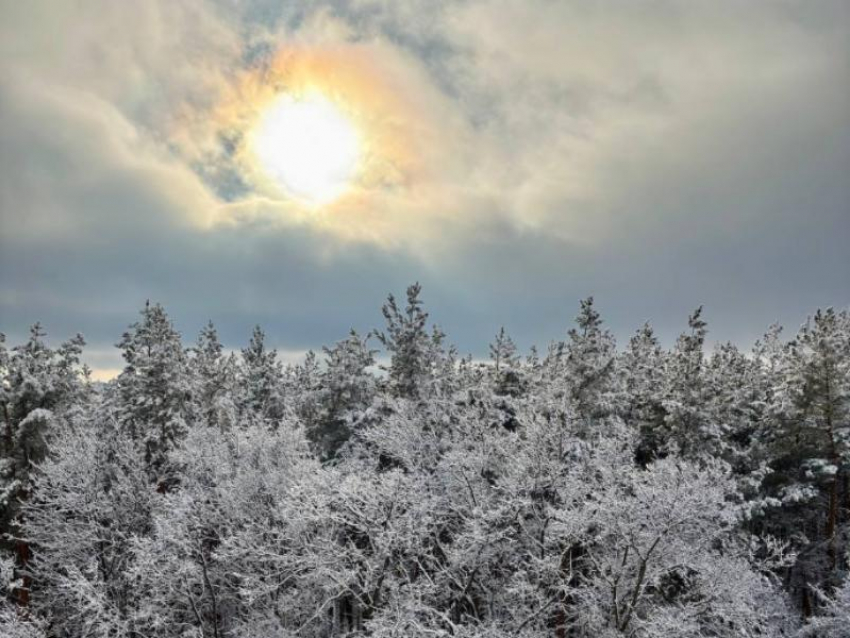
[0,284,848,637]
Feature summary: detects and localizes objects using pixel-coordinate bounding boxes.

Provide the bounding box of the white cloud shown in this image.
[5,0,847,249]
[0,0,847,358]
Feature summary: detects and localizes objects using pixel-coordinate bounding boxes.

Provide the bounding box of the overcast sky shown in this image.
[1,0,848,377]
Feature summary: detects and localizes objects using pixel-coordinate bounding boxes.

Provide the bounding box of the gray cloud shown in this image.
[1,0,848,375]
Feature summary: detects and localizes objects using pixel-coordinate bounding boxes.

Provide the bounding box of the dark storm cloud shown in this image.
[1,0,848,376]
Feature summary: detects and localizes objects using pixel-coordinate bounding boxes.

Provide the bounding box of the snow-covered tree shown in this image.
[567,453,795,637]
[705,341,765,467]
[21,416,153,635]
[621,323,666,465]
[376,283,444,400]
[115,302,192,483]
[799,574,850,637]
[189,321,238,432]
[564,297,618,422]
[759,309,850,612]
[307,331,377,460]
[490,327,524,397]
[661,307,717,459]
[1,291,845,634]
[239,325,285,424]
[0,325,88,605]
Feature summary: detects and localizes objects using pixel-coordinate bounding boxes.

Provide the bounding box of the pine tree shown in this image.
[0,325,87,605]
[622,322,667,465]
[705,341,763,470]
[564,297,617,421]
[376,283,433,400]
[489,327,523,397]
[239,325,285,424]
[115,302,192,482]
[767,309,850,586]
[662,307,718,458]
[308,331,377,460]
[190,322,237,431]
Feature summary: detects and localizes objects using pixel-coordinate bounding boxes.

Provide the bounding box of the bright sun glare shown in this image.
[251,92,361,204]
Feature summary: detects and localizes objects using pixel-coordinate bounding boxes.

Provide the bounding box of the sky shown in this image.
[1,0,848,379]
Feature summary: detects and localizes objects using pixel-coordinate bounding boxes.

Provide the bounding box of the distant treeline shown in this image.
[1,285,848,637]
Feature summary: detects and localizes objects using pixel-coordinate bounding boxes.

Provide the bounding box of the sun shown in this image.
[250,92,361,204]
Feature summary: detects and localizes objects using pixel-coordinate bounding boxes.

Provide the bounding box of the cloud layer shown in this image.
[1,0,848,375]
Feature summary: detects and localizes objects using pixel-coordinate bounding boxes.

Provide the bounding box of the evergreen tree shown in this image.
[291,349,320,425]
[564,297,617,421]
[115,302,192,482]
[308,331,377,460]
[239,325,285,424]
[190,322,237,431]
[376,283,436,400]
[622,322,667,465]
[705,341,763,470]
[489,327,523,397]
[762,309,850,608]
[0,325,87,604]
[662,307,718,458]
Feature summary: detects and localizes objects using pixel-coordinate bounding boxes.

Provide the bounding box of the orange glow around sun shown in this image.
[213,46,423,209]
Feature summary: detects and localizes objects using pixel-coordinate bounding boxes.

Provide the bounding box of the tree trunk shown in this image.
[15,539,30,607]
[826,471,839,569]
[801,585,813,619]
